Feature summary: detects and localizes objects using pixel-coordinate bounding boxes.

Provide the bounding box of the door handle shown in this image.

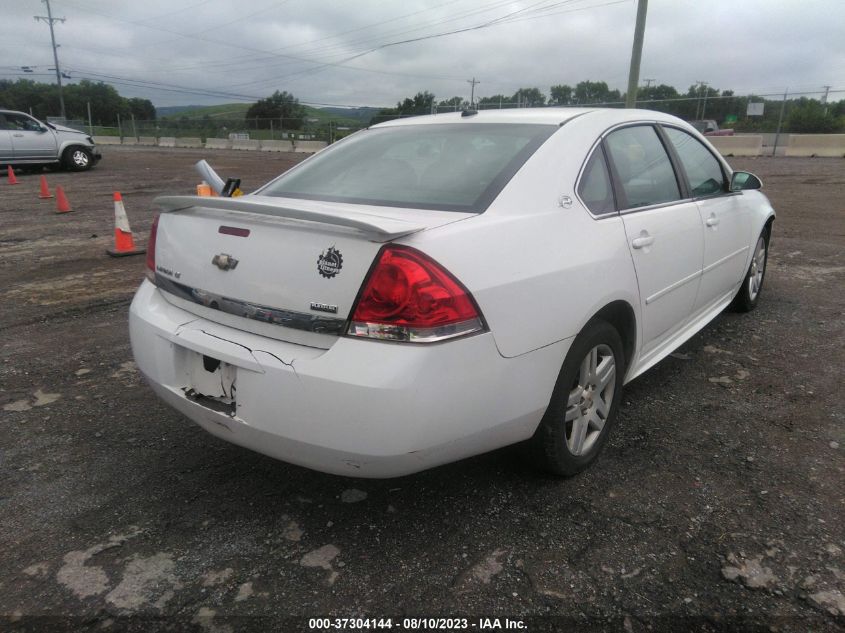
[706,215,720,227]
[631,234,654,249]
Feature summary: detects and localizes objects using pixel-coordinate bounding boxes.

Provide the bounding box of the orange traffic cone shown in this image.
[55,186,72,213]
[106,192,145,257]
[38,175,53,199]
[7,166,19,185]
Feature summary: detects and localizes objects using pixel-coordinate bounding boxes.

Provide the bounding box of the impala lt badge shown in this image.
[212,253,239,271]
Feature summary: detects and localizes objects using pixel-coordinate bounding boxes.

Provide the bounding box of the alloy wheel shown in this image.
[748,235,766,301]
[564,343,616,455]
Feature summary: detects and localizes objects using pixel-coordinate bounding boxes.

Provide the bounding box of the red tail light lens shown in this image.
[348,245,485,343]
[145,214,159,283]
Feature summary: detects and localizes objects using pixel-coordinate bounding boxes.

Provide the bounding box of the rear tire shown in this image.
[63,146,94,172]
[730,228,769,312]
[531,319,625,476]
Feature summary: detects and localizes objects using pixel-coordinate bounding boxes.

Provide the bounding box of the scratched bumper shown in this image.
[129,279,560,477]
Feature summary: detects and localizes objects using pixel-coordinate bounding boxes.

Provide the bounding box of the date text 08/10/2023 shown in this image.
[308,617,527,631]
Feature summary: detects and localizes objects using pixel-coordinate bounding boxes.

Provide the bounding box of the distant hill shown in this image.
[155,105,209,117]
[156,103,251,119]
[156,103,379,126]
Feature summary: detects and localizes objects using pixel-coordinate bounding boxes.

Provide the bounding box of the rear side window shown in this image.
[577,147,616,215]
[664,127,726,197]
[260,123,557,213]
[605,125,681,209]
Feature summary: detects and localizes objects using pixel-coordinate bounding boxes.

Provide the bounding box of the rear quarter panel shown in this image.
[400,118,640,359]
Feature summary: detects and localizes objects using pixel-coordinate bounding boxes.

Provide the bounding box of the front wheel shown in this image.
[730,229,769,312]
[63,146,94,172]
[530,319,625,476]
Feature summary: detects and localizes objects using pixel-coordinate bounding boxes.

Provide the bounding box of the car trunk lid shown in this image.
[152,194,471,348]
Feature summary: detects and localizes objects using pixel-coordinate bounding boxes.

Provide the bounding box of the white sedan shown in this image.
[130,108,774,478]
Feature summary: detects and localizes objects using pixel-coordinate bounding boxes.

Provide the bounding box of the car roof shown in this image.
[371,107,686,128]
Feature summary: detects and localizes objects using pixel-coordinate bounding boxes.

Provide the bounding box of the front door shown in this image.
[6,113,57,160]
[661,126,752,313]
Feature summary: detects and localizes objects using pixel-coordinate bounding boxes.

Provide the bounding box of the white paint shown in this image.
[300,545,339,571]
[192,607,233,633]
[301,545,341,585]
[282,520,303,542]
[3,400,31,412]
[340,489,367,503]
[235,582,253,602]
[56,528,142,600]
[105,552,181,612]
[22,562,49,577]
[470,549,507,584]
[201,568,233,587]
[32,389,61,407]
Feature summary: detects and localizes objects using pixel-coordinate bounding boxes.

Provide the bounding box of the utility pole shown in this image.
[467,77,480,107]
[822,85,831,114]
[772,88,788,157]
[694,80,708,119]
[700,81,710,118]
[34,0,66,120]
[643,78,655,88]
[625,0,648,108]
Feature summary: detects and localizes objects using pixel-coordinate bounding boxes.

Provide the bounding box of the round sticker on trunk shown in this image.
[317,246,343,278]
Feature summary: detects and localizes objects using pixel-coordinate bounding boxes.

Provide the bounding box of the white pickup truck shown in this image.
[0,109,101,171]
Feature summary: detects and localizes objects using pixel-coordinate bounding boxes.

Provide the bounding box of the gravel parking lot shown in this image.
[1,147,843,632]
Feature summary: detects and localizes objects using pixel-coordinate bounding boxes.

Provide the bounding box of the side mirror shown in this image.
[730,171,762,192]
[38,126,49,133]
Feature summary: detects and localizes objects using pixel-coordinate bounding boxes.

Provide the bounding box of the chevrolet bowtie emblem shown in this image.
[211,253,239,271]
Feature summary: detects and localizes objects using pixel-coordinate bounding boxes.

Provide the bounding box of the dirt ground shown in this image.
[1,147,843,632]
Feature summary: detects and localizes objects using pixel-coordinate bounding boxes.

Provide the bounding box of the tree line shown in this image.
[0,79,155,124]
[3,78,842,134]
[374,81,845,133]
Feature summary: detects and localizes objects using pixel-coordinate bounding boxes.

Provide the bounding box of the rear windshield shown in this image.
[260,123,557,213]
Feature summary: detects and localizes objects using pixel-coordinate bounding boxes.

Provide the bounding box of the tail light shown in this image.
[348,245,485,343]
[145,214,159,283]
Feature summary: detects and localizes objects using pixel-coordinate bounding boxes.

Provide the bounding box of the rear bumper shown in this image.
[129,280,568,477]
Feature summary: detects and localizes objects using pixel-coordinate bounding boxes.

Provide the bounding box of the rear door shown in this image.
[661,126,752,313]
[604,124,704,358]
[6,113,57,160]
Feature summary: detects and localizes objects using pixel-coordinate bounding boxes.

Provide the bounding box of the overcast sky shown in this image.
[2,0,844,109]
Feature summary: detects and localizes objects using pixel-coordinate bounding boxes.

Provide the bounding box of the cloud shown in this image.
[2,0,842,107]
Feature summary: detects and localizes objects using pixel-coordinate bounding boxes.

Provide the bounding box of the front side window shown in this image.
[5,114,42,132]
[577,146,616,215]
[605,125,681,209]
[664,127,726,197]
[260,123,557,213]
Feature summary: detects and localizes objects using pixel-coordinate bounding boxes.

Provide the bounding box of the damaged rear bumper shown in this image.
[129,279,563,477]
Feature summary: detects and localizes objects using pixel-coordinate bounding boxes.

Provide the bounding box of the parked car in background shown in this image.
[0,109,101,171]
[130,108,774,478]
[690,119,735,136]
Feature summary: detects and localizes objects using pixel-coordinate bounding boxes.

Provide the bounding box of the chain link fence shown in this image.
[62,117,367,143]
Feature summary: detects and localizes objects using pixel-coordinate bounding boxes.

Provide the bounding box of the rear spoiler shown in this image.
[154,195,428,241]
